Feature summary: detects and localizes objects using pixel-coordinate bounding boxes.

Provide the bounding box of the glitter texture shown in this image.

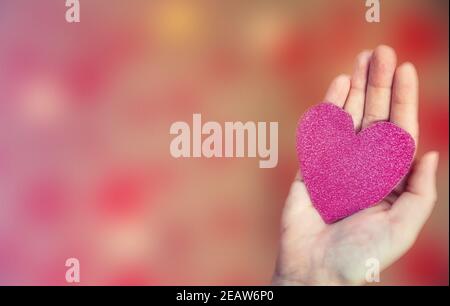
[296,103,415,224]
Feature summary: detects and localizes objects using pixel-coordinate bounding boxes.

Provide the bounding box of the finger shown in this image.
[344,50,372,130]
[388,151,439,249]
[324,74,351,107]
[285,173,312,211]
[390,62,419,147]
[281,177,325,232]
[362,45,397,129]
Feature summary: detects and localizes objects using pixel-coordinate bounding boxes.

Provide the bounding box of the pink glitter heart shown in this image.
[296,103,415,224]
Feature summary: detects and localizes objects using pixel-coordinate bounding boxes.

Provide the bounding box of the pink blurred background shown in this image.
[0,0,448,285]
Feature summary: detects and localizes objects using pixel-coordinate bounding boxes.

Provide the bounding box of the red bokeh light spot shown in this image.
[401,239,449,285]
[21,178,68,224]
[271,29,313,78]
[419,98,449,152]
[64,28,142,100]
[392,13,445,61]
[109,267,161,286]
[96,171,145,218]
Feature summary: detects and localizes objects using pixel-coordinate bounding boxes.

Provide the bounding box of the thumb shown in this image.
[281,170,322,229]
[389,151,439,249]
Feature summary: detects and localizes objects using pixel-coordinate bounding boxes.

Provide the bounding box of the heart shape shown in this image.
[296,102,415,224]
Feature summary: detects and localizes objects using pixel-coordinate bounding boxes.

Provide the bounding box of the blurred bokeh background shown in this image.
[0,0,448,285]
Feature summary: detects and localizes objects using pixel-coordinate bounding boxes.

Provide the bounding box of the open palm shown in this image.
[273,45,439,285]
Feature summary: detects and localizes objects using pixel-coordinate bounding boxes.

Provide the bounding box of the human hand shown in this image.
[273,45,439,285]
